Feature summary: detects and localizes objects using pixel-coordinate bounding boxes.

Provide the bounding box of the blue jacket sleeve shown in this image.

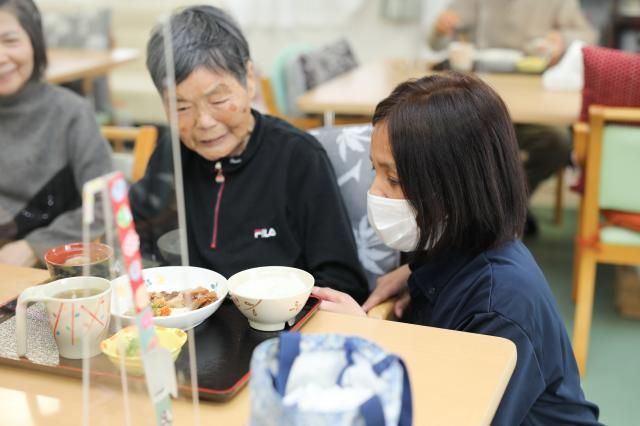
[461,312,545,425]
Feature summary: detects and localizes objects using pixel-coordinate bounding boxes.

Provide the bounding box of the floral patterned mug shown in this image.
[16,276,112,359]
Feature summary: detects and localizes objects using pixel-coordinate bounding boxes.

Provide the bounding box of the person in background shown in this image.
[313,73,601,424]
[131,5,368,303]
[0,0,113,266]
[429,0,597,236]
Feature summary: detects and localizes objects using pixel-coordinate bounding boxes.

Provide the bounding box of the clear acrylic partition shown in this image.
[74,11,200,426]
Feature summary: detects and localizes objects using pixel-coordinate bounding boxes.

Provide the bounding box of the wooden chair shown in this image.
[367,300,397,320]
[101,126,158,182]
[571,105,640,376]
[553,167,565,225]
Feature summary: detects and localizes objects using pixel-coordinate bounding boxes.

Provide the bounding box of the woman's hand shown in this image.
[362,264,412,318]
[544,31,565,65]
[0,240,37,267]
[311,286,366,317]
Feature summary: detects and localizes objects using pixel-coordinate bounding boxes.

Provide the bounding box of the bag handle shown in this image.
[372,356,413,426]
[274,332,301,395]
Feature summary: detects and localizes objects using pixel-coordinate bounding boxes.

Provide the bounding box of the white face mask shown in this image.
[367,192,420,252]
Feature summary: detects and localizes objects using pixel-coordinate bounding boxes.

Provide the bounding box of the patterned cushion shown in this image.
[310,125,400,290]
[580,46,640,122]
[42,9,112,49]
[298,39,358,90]
[42,9,113,119]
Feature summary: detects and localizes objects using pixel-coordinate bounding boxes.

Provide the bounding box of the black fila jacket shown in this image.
[131,111,369,303]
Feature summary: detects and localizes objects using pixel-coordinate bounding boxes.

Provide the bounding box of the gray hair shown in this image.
[146,5,251,92]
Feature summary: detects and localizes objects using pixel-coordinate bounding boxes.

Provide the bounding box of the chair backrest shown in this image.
[309,124,400,290]
[576,46,640,212]
[579,106,640,244]
[42,9,112,49]
[274,39,358,117]
[599,124,640,213]
[298,39,358,91]
[271,44,313,116]
[42,8,114,121]
[102,126,158,182]
[580,46,640,122]
[572,47,640,184]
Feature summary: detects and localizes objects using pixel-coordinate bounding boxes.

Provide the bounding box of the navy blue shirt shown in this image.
[406,240,600,425]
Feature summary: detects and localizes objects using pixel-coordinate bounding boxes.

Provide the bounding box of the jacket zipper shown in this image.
[210,161,225,249]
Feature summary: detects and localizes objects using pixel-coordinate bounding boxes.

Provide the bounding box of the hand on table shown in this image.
[0,240,38,267]
[362,264,412,318]
[544,31,565,65]
[311,286,366,317]
[434,10,460,35]
[528,32,565,65]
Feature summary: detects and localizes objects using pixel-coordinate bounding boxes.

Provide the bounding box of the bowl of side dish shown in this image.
[101,325,187,376]
[110,266,228,330]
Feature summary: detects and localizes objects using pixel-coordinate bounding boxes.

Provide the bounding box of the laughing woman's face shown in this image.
[0,9,34,97]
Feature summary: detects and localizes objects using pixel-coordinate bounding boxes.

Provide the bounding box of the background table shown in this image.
[0,264,517,425]
[297,60,581,126]
[46,48,139,94]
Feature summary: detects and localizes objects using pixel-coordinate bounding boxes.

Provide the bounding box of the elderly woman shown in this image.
[130,5,368,302]
[0,0,112,266]
[313,73,601,424]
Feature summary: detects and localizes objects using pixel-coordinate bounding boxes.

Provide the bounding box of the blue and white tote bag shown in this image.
[249,332,412,426]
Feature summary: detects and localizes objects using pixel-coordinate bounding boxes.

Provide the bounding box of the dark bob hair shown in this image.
[146,5,251,93]
[0,0,48,81]
[372,72,527,259]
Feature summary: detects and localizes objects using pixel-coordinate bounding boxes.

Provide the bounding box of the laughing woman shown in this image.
[0,0,112,266]
[312,73,601,424]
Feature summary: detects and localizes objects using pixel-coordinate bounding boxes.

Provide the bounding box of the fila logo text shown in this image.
[254,228,277,239]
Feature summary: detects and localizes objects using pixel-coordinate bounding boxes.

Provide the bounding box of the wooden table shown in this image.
[0,265,517,426]
[297,60,581,126]
[0,264,48,306]
[46,48,139,93]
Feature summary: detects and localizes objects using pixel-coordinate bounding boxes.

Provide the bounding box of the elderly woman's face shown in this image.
[169,66,256,162]
[370,123,404,200]
[0,9,33,97]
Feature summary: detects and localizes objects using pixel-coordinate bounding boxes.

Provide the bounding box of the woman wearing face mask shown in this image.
[0,0,112,266]
[312,73,601,425]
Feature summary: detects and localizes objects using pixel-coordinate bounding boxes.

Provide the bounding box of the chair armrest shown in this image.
[366,298,398,321]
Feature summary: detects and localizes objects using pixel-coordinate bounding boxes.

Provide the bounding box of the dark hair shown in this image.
[0,0,48,81]
[372,72,527,259]
[146,5,251,93]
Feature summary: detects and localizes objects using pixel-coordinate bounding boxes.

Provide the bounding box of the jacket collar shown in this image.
[408,250,473,304]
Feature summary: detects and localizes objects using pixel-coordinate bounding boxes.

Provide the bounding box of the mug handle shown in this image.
[15,286,47,357]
